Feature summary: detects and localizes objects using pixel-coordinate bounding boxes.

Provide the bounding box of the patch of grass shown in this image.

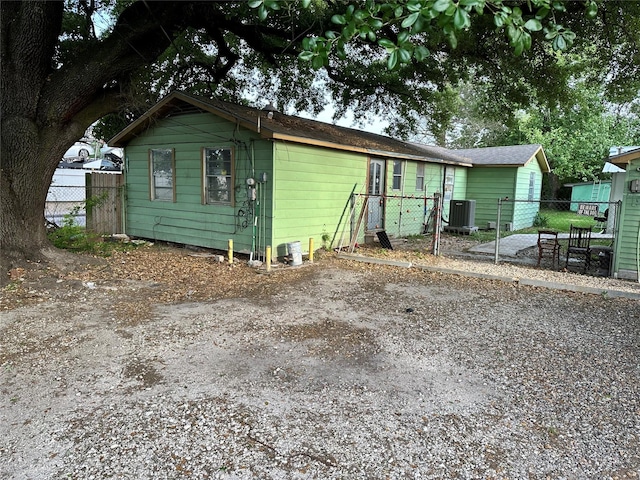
[469,230,501,242]
[48,212,135,257]
[321,232,331,250]
[3,281,21,292]
[538,209,596,232]
[518,208,599,234]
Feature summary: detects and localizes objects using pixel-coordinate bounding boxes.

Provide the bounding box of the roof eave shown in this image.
[609,148,640,167]
[108,91,270,146]
[270,133,472,166]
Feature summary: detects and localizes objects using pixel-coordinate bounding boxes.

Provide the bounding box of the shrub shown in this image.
[533,211,550,227]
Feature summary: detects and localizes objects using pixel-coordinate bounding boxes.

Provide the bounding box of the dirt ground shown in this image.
[1,244,639,479]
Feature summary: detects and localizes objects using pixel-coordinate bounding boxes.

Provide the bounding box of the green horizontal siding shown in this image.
[271,142,366,255]
[466,167,516,228]
[124,112,273,253]
[512,161,542,230]
[614,159,640,279]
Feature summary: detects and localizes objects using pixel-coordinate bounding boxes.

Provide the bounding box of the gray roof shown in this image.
[110,91,472,166]
[453,144,550,172]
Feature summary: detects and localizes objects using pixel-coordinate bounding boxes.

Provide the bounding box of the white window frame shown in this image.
[416,163,425,192]
[149,148,175,202]
[203,147,234,205]
[392,160,402,190]
[528,171,536,200]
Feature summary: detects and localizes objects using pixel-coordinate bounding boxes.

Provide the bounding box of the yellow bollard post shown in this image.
[309,238,314,263]
[266,245,271,272]
[228,239,233,264]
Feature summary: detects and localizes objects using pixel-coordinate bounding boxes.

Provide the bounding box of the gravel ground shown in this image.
[1,245,639,479]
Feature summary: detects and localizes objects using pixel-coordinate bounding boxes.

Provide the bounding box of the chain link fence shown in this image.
[345,192,620,277]
[343,193,442,253]
[46,173,123,234]
[442,198,620,276]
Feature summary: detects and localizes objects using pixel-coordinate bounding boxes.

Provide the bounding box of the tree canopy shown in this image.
[2,0,640,277]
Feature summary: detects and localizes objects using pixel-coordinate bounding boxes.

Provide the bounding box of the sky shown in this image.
[300,105,388,136]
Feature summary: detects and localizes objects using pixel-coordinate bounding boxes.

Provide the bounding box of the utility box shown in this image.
[449,200,476,228]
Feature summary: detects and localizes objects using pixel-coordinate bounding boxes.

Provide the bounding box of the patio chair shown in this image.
[537,230,560,268]
[565,225,592,273]
[593,208,609,234]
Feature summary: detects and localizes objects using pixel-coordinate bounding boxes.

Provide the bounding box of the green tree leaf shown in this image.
[398,47,412,63]
[401,12,420,28]
[378,38,396,51]
[524,19,542,32]
[413,45,430,61]
[258,5,268,21]
[432,0,451,13]
[387,50,399,70]
[453,8,470,29]
[331,14,346,25]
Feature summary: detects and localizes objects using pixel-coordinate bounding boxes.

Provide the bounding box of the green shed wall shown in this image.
[466,167,517,229]
[568,182,612,212]
[512,160,543,230]
[124,112,273,253]
[466,162,543,231]
[271,142,366,256]
[614,159,640,280]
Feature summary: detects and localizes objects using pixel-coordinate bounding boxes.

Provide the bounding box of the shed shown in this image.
[453,145,550,230]
[609,148,640,281]
[109,91,470,259]
[563,180,612,213]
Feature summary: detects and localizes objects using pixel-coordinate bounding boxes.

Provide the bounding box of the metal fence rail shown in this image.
[442,198,620,276]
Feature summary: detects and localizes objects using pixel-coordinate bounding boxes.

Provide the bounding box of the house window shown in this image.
[444,166,454,203]
[528,172,536,200]
[203,147,233,204]
[150,148,175,201]
[392,160,402,190]
[416,164,425,191]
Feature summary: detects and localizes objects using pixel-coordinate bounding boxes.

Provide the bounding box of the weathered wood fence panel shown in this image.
[85,173,123,234]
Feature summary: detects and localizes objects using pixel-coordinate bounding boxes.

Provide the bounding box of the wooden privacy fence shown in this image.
[85,173,124,234]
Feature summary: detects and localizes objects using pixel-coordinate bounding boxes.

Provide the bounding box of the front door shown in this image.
[367,159,385,230]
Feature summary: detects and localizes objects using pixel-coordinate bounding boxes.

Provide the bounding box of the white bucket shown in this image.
[287,241,302,266]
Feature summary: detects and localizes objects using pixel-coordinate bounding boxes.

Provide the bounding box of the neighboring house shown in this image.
[109,91,471,259]
[453,145,551,230]
[608,148,640,281]
[564,180,611,212]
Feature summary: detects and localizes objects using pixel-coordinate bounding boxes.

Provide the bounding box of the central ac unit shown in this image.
[449,200,476,228]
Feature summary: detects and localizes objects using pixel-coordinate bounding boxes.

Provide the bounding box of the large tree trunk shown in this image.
[0,1,176,283]
[1,2,68,280]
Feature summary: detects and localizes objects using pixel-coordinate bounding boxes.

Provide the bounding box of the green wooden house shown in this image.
[609,148,640,281]
[109,91,470,260]
[453,145,551,230]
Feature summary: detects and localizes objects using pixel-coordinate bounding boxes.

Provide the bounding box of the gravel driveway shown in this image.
[1,251,639,479]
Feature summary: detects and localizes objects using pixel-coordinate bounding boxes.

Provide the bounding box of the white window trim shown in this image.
[149,148,175,202]
[416,163,425,192]
[202,146,234,206]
